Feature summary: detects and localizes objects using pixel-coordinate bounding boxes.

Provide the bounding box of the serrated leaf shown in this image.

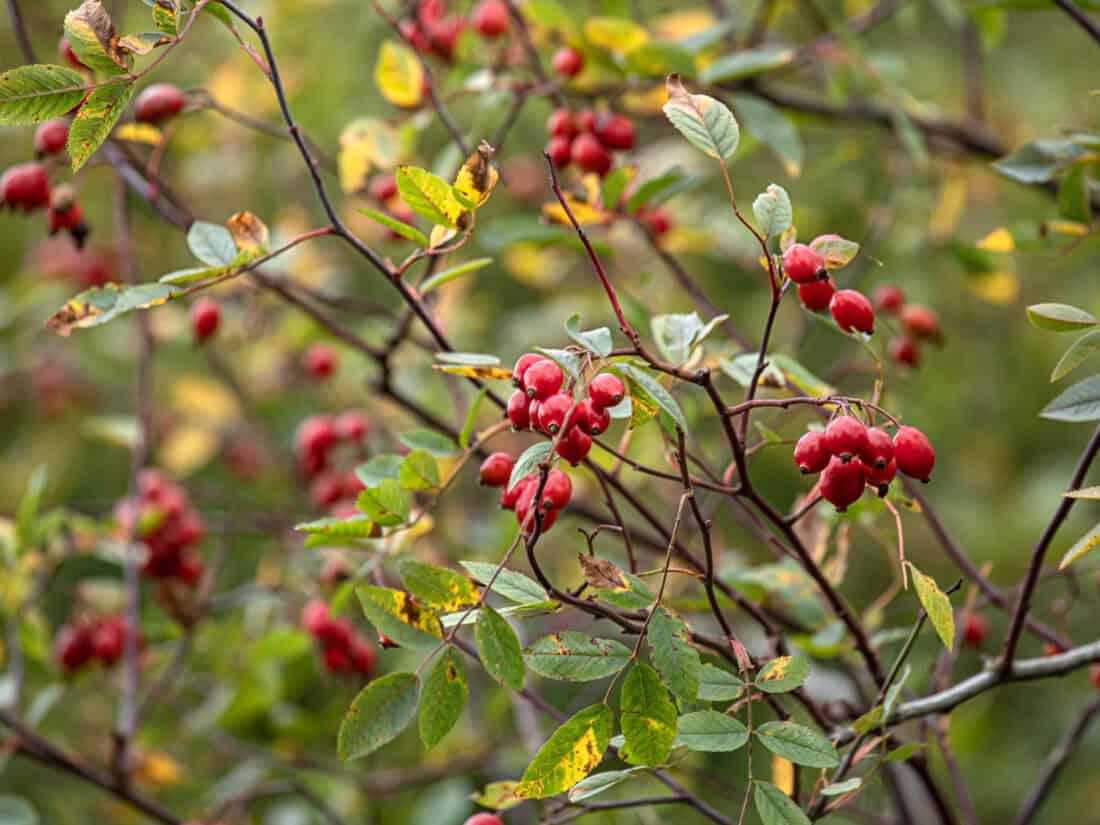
[476,605,525,691]
[675,710,749,752]
[647,607,700,702]
[699,46,795,83]
[754,780,811,825]
[356,585,443,649]
[338,672,419,760]
[1027,303,1098,332]
[420,258,493,295]
[398,450,440,490]
[418,648,467,748]
[755,656,810,693]
[565,315,613,357]
[0,65,87,124]
[400,559,478,612]
[397,165,464,229]
[187,221,238,267]
[1058,522,1100,570]
[1052,330,1100,382]
[47,282,179,336]
[375,40,424,108]
[461,562,549,605]
[1041,375,1100,421]
[356,479,411,526]
[514,704,613,800]
[753,184,793,238]
[525,632,632,682]
[909,564,955,651]
[663,74,739,161]
[64,1,132,75]
[620,663,677,767]
[67,80,134,172]
[755,721,838,768]
[611,362,688,433]
[697,664,744,701]
[567,769,639,802]
[508,442,553,492]
[356,206,428,246]
[151,1,179,35]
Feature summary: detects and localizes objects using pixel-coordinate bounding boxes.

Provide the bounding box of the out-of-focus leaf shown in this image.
[908,564,955,650]
[700,47,795,83]
[47,282,180,336]
[1058,522,1100,570]
[1026,303,1098,332]
[1041,375,1100,421]
[375,40,424,108]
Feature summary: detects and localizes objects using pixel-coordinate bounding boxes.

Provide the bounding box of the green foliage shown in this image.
[646,607,701,703]
[0,65,87,124]
[418,648,468,748]
[514,704,613,800]
[524,632,632,682]
[619,663,677,766]
[475,605,525,691]
[338,672,419,761]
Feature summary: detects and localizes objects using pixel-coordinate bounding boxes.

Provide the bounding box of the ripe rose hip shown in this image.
[55,624,93,672]
[90,617,126,665]
[539,393,575,435]
[350,639,377,675]
[47,201,85,241]
[334,410,369,442]
[595,113,634,151]
[862,457,896,495]
[548,108,576,138]
[524,359,564,400]
[463,814,504,825]
[501,475,534,510]
[571,133,612,176]
[829,289,875,335]
[425,16,464,60]
[541,469,572,509]
[962,613,987,648]
[552,46,584,78]
[576,109,597,134]
[820,456,866,511]
[512,352,543,387]
[873,283,905,314]
[793,431,829,474]
[1,162,50,212]
[368,174,398,202]
[546,135,572,169]
[556,425,592,465]
[528,398,543,431]
[59,36,85,70]
[901,305,940,340]
[134,83,185,124]
[588,373,625,409]
[310,472,344,508]
[479,452,515,486]
[301,600,331,637]
[862,426,895,470]
[323,643,351,673]
[507,389,530,429]
[782,243,824,284]
[471,0,509,37]
[578,397,610,436]
[303,343,337,379]
[35,119,69,156]
[893,425,935,482]
[640,208,671,237]
[824,415,870,463]
[797,277,836,312]
[189,297,220,343]
[295,414,337,469]
[400,19,431,51]
[889,336,920,368]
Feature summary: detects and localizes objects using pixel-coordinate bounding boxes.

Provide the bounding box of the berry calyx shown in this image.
[862,426,895,470]
[782,243,824,284]
[595,113,634,151]
[797,277,836,312]
[578,397,610,436]
[471,0,509,37]
[303,343,337,380]
[793,431,830,474]
[524,359,564,400]
[512,352,543,387]
[901,305,940,340]
[552,46,584,78]
[541,469,572,510]
[35,119,70,157]
[862,457,896,496]
[873,283,905,314]
[829,289,875,335]
[539,393,575,435]
[548,108,577,138]
[962,613,987,648]
[824,416,870,463]
[571,133,612,176]
[479,452,515,487]
[889,336,920,368]
[893,425,935,482]
[820,456,866,511]
[588,373,625,409]
[507,389,531,430]
[1,162,50,212]
[556,426,592,465]
[189,297,220,343]
[134,83,185,124]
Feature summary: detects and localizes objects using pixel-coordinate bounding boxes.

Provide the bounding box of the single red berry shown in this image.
[35,119,70,157]
[501,475,534,510]
[524,359,564,400]
[189,297,220,343]
[824,416,871,463]
[889,336,920,368]
[552,46,584,78]
[962,613,987,648]
[463,814,505,825]
[310,471,345,508]
[546,135,572,169]
[862,427,895,470]
[90,617,127,665]
[556,426,592,465]
[301,600,330,637]
[539,393,576,435]
[588,373,625,409]
[862,457,896,496]
[782,243,824,284]
[295,415,337,472]
[797,277,835,312]
[640,208,671,237]
[578,397,610,436]
[400,19,431,52]
[893,426,935,482]
[595,113,634,151]
[576,109,597,133]
[901,305,940,340]
[426,15,464,60]
[480,452,515,487]
[820,456,866,512]
[303,343,337,380]
[513,352,543,387]
[1,162,50,212]
[873,283,905,314]
[59,36,85,70]
[134,83,185,124]
[323,643,352,674]
[829,289,875,335]
[571,133,612,176]
[55,623,93,672]
[472,0,509,37]
[47,201,85,238]
[176,551,205,587]
[507,389,531,430]
[540,469,572,510]
[368,174,398,202]
[548,108,577,139]
[793,431,830,474]
[1090,663,1100,690]
[334,410,370,442]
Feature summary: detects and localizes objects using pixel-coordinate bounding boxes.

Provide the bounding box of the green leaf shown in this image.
[338,672,419,760]
[396,165,463,228]
[356,585,443,649]
[753,780,811,825]
[565,314,613,357]
[697,663,744,701]
[525,632,632,681]
[294,515,375,540]
[47,282,180,335]
[699,46,795,83]
[732,94,803,177]
[908,564,955,651]
[0,796,38,825]
[64,1,132,75]
[356,206,428,246]
[508,442,553,492]
[356,479,411,526]
[647,607,701,702]
[461,561,549,605]
[567,769,640,802]
[420,257,493,295]
[601,166,635,210]
[662,74,739,161]
[675,710,749,752]
[1052,330,1100,382]
[355,454,403,487]
[514,704,613,800]
[755,721,838,768]
[67,80,135,172]
[418,648,468,748]
[398,450,440,490]
[434,352,501,367]
[187,221,238,267]
[755,656,810,694]
[993,138,1085,184]
[535,347,584,379]
[1026,303,1098,332]
[884,743,925,762]
[400,559,478,612]
[611,362,688,433]
[753,184,794,239]
[596,571,656,610]
[460,387,487,448]
[1041,375,1100,422]
[624,41,696,78]
[0,65,87,124]
[650,312,724,364]
[627,167,699,213]
[620,663,678,767]
[1058,164,1092,224]
[398,429,459,457]
[1058,522,1100,570]
[475,605,525,691]
[821,778,862,796]
[769,354,834,396]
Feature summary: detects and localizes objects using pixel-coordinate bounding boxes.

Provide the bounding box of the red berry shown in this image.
[829,289,875,335]
[782,243,824,284]
[893,426,935,483]
[310,471,345,508]
[134,83,185,124]
[793,431,829,474]
[303,343,337,380]
[35,119,69,156]
[962,613,987,648]
[571,133,612,176]
[334,410,369,442]
[640,208,671,237]
[1,162,50,212]
[176,552,205,587]
[426,16,464,60]
[59,36,85,70]
[350,638,377,675]
[824,416,870,463]
[507,389,531,430]
[820,456,866,512]
[368,174,398,202]
[862,457,896,495]
[556,426,592,465]
[501,475,534,510]
[90,617,126,665]
[595,113,634,151]
[1090,663,1100,690]
[578,397,610,436]
[463,814,504,825]
[797,277,835,312]
[552,46,584,78]
[576,109,597,134]
[472,0,509,37]
[889,336,920,368]
[528,398,543,432]
[901,305,940,340]
[47,201,84,236]
[588,373,625,409]
[295,415,337,462]
[480,452,515,486]
[400,19,431,51]
[55,623,93,672]
[546,135,572,169]
[515,481,537,528]
[548,108,577,138]
[862,426,895,470]
[323,643,352,673]
[873,284,905,314]
[540,469,572,510]
[513,352,543,387]
[301,600,331,637]
[539,393,576,435]
[524,359,564,400]
[189,297,220,343]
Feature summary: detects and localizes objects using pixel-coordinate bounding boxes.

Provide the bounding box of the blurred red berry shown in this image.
[472,0,509,37]
[1,162,50,212]
[873,283,905,314]
[829,289,875,335]
[552,46,584,78]
[189,298,220,343]
[571,133,611,176]
[302,343,338,380]
[35,119,69,156]
[134,84,185,124]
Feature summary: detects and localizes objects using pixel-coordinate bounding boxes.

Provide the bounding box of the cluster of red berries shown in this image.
[398,0,465,61]
[479,452,573,534]
[784,241,875,336]
[114,470,207,586]
[793,416,935,511]
[54,614,141,673]
[872,284,941,368]
[1,128,87,247]
[545,108,635,177]
[300,600,377,676]
[294,411,370,509]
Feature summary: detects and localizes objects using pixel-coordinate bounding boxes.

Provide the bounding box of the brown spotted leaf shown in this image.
[47,282,180,336]
[64,0,133,74]
[418,647,468,748]
[578,555,628,590]
[356,585,443,650]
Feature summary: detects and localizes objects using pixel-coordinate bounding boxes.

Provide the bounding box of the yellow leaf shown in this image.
[114,123,162,145]
[928,176,967,241]
[432,364,514,380]
[227,211,269,253]
[375,40,424,109]
[976,226,1015,252]
[452,140,499,209]
[338,118,401,194]
[651,9,716,40]
[621,85,668,115]
[771,754,794,795]
[158,425,219,477]
[134,751,184,787]
[429,224,459,248]
[542,195,609,226]
[170,374,240,427]
[584,17,648,53]
[968,270,1019,305]
[503,242,563,287]
[1047,219,1089,236]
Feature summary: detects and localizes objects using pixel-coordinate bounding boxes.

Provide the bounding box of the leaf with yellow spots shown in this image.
[374,40,424,109]
[452,141,499,210]
[356,585,443,650]
[908,563,955,651]
[584,17,648,53]
[755,655,810,693]
[227,211,269,254]
[620,663,677,767]
[419,647,468,748]
[338,118,401,194]
[114,123,162,145]
[433,364,514,380]
[976,226,1015,253]
[514,704,613,799]
[771,755,794,795]
[47,283,181,336]
[399,559,478,612]
[67,80,134,172]
[397,165,466,229]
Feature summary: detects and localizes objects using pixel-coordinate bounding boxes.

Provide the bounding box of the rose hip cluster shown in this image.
[546,107,635,178]
[784,241,874,336]
[872,284,941,369]
[1,132,86,247]
[479,452,572,534]
[300,600,377,677]
[793,416,935,511]
[55,614,141,673]
[294,411,370,511]
[113,470,206,586]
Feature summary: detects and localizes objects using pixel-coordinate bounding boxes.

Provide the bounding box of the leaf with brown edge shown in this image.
[452,140,499,210]
[67,80,134,172]
[227,211,270,253]
[64,0,132,74]
[662,74,739,161]
[47,282,181,336]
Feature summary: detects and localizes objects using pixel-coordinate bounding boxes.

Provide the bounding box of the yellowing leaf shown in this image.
[171,374,240,427]
[114,123,163,145]
[338,118,401,194]
[514,704,613,799]
[433,364,514,380]
[430,224,459,248]
[584,17,648,53]
[968,270,1019,305]
[227,211,269,253]
[621,85,668,115]
[1047,219,1089,236]
[976,226,1015,252]
[651,9,716,40]
[134,751,184,787]
[158,425,219,477]
[375,40,424,109]
[1059,522,1100,570]
[771,755,794,796]
[452,140,499,209]
[542,195,609,226]
[47,283,180,336]
[928,176,967,241]
[397,165,466,229]
[908,563,955,651]
[503,242,563,287]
